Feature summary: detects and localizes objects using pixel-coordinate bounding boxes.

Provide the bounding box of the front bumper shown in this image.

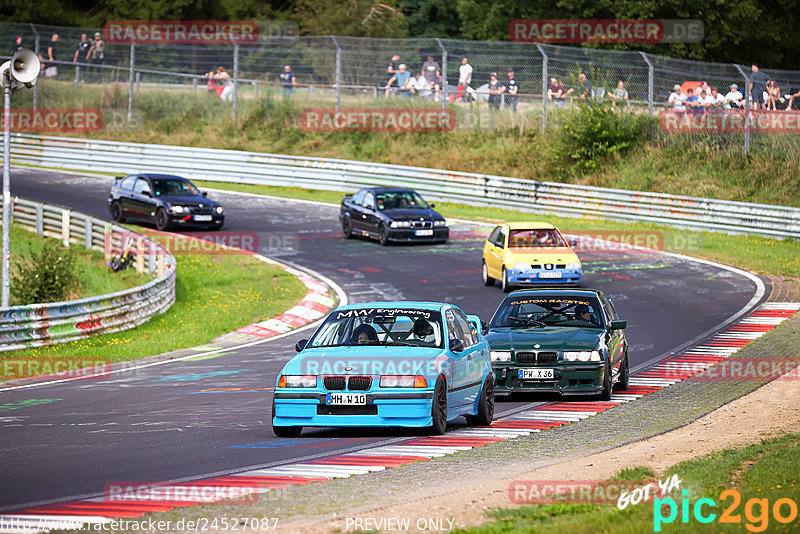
[273,390,435,428]
[506,267,582,286]
[492,363,604,395]
[387,227,449,243]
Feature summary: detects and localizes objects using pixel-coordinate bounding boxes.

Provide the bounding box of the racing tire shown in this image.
[429,376,448,435]
[599,360,613,401]
[342,217,354,239]
[272,425,303,438]
[110,201,125,223]
[155,208,171,232]
[617,353,629,391]
[482,261,495,286]
[378,224,390,246]
[466,377,495,426]
[501,267,512,293]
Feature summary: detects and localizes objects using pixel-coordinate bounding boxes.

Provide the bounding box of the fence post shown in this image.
[192,78,197,92]
[127,42,135,123]
[640,52,654,140]
[135,72,141,91]
[734,64,751,154]
[61,210,70,247]
[74,64,80,85]
[436,38,448,115]
[536,44,548,131]
[331,36,341,111]
[104,223,112,262]
[233,42,239,120]
[30,23,39,110]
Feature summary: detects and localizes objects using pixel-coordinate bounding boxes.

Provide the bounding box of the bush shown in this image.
[550,101,650,177]
[13,240,83,305]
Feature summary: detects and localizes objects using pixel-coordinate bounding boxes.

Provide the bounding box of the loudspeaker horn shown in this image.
[10,49,40,85]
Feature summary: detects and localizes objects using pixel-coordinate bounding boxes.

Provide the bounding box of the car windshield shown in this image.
[308,308,444,348]
[490,296,603,329]
[376,191,429,210]
[151,178,200,197]
[508,229,567,248]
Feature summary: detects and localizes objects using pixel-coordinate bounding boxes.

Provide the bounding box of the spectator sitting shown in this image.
[709,87,728,109]
[698,89,715,109]
[725,84,744,108]
[766,80,783,110]
[576,73,591,99]
[668,84,686,111]
[411,71,431,99]
[547,77,567,108]
[384,64,412,97]
[684,88,701,113]
[609,80,629,110]
[421,55,441,96]
[787,89,800,110]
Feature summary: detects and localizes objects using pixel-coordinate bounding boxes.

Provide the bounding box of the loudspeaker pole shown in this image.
[2,74,10,307]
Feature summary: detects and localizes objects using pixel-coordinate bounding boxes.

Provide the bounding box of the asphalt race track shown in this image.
[0,167,763,511]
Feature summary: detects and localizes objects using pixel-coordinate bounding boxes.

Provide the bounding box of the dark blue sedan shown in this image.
[108,174,224,231]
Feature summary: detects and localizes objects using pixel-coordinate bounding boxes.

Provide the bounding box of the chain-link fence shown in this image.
[3,22,800,154]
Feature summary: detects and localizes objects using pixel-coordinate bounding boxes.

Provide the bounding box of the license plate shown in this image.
[414,229,433,236]
[194,215,212,222]
[539,271,562,279]
[519,368,555,379]
[326,393,367,405]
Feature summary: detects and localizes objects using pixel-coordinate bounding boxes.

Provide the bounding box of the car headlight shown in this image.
[434,220,447,227]
[563,351,601,362]
[170,205,184,214]
[390,221,411,228]
[490,351,512,362]
[513,263,530,271]
[380,375,427,387]
[565,262,582,270]
[277,375,317,387]
[215,206,223,214]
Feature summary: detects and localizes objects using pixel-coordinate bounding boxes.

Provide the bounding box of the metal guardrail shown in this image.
[8,134,800,239]
[0,197,176,352]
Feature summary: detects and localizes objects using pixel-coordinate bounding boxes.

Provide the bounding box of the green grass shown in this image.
[456,432,800,534]
[9,224,148,306]
[193,180,800,278]
[6,252,308,365]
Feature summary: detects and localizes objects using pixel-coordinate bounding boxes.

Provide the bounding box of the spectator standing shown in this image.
[280,65,296,99]
[668,84,686,111]
[505,68,519,112]
[41,33,59,77]
[421,55,441,95]
[487,72,505,110]
[609,80,628,109]
[88,32,105,83]
[384,54,400,96]
[11,36,23,55]
[456,57,472,102]
[547,77,566,108]
[576,73,591,99]
[384,64,412,97]
[749,64,769,110]
[73,33,91,82]
[725,84,744,108]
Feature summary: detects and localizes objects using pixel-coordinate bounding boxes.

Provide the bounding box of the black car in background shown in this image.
[108,174,224,231]
[339,187,449,245]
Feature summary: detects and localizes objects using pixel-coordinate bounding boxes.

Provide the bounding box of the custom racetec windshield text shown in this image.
[308,308,444,348]
[490,297,603,329]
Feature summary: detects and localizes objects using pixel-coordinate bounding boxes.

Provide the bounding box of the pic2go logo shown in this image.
[654,489,799,532]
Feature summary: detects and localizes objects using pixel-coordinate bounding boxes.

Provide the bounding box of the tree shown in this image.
[295,0,407,37]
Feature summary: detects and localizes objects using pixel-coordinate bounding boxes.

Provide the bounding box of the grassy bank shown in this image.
[15,82,800,208]
[458,432,800,533]
[193,180,800,278]
[9,224,148,306]
[6,252,308,365]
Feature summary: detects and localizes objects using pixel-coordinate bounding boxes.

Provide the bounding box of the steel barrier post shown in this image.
[734,64,751,154]
[536,44,548,131]
[331,36,341,111]
[84,217,92,249]
[35,203,43,236]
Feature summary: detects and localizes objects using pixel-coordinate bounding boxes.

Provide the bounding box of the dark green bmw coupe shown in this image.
[486,289,628,400]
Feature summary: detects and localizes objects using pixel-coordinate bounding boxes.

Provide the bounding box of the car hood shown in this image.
[159,195,220,207]
[381,208,442,220]
[282,345,449,376]
[505,247,579,265]
[486,327,603,352]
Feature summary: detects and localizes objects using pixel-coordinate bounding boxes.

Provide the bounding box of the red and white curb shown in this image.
[2,302,797,532]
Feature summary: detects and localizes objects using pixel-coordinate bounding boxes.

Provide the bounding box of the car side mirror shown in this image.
[429,203,436,208]
[610,320,627,330]
[569,239,577,247]
[449,338,465,352]
[295,339,308,352]
[480,320,488,335]
[202,191,208,198]
[141,189,151,197]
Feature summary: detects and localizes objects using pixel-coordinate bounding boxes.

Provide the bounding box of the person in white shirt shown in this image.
[411,71,432,98]
[709,88,728,109]
[457,57,473,102]
[698,89,715,108]
[725,83,744,108]
[668,84,686,111]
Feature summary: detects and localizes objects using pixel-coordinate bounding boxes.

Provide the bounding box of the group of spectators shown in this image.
[11,32,106,82]
[205,64,296,102]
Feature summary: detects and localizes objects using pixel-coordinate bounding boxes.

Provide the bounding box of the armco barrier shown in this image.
[8,134,800,239]
[0,198,176,352]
